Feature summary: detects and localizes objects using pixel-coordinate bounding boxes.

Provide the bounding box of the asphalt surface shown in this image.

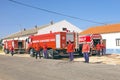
[0,55,120,80]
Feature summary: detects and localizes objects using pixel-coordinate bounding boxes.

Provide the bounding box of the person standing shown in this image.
[10,46,14,56]
[43,42,48,59]
[67,40,75,62]
[101,42,106,55]
[82,42,90,63]
[96,43,101,56]
[35,43,41,59]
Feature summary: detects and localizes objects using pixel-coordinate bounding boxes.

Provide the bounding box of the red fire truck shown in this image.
[26,31,78,58]
[3,40,26,54]
[79,34,102,55]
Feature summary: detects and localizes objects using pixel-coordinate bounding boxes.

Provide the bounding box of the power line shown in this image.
[9,0,106,24]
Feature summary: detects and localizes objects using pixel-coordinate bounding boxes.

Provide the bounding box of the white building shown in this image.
[80,23,120,54]
[38,20,82,34]
[102,32,120,54]
[4,20,82,40]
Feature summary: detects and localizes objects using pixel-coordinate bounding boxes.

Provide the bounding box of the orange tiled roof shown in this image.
[80,23,120,35]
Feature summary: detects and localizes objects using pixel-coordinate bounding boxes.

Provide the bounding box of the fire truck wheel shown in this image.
[47,49,54,59]
[29,49,35,57]
[4,49,9,54]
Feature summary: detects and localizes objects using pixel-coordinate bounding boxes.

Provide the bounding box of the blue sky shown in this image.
[1,0,120,38]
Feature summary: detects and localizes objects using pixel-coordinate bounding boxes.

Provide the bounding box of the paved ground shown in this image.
[0,53,120,80]
[75,54,120,65]
[0,52,120,65]
[0,52,30,58]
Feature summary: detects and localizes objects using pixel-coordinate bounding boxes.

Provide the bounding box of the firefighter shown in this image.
[67,40,75,61]
[96,42,101,56]
[10,46,14,56]
[35,43,41,59]
[43,42,48,59]
[101,42,106,55]
[82,41,90,63]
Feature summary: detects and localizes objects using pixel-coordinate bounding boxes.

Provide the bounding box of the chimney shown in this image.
[35,25,37,28]
[50,21,54,25]
[24,28,26,31]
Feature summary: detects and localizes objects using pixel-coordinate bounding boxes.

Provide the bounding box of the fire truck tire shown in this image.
[4,49,9,54]
[47,49,54,59]
[29,49,35,57]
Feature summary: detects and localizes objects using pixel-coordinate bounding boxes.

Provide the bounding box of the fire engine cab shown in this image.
[79,34,102,55]
[3,40,26,54]
[26,31,77,58]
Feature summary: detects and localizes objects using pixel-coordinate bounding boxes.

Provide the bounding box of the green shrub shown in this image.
[0,46,2,50]
[0,39,3,51]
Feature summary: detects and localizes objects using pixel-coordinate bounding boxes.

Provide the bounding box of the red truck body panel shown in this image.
[27,32,75,51]
[4,40,25,53]
[78,34,102,54]
[79,34,102,44]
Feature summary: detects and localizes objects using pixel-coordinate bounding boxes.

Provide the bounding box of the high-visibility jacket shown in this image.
[96,44,101,50]
[67,43,75,53]
[82,43,90,53]
[43,44,47,50]
[10,46,14,51]
[35,45,40,51]
[101,43,105,49]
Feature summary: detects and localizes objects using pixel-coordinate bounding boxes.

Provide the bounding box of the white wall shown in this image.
[101,32,120,54]
[38,20,82,34]
[17,36,28,40]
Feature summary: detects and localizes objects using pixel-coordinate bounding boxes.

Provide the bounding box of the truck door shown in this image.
[56,34,60,48]
[12,41,14,48]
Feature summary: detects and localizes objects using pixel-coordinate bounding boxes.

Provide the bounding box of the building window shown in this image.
[62,28,67,31]
[116,39,120,46]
